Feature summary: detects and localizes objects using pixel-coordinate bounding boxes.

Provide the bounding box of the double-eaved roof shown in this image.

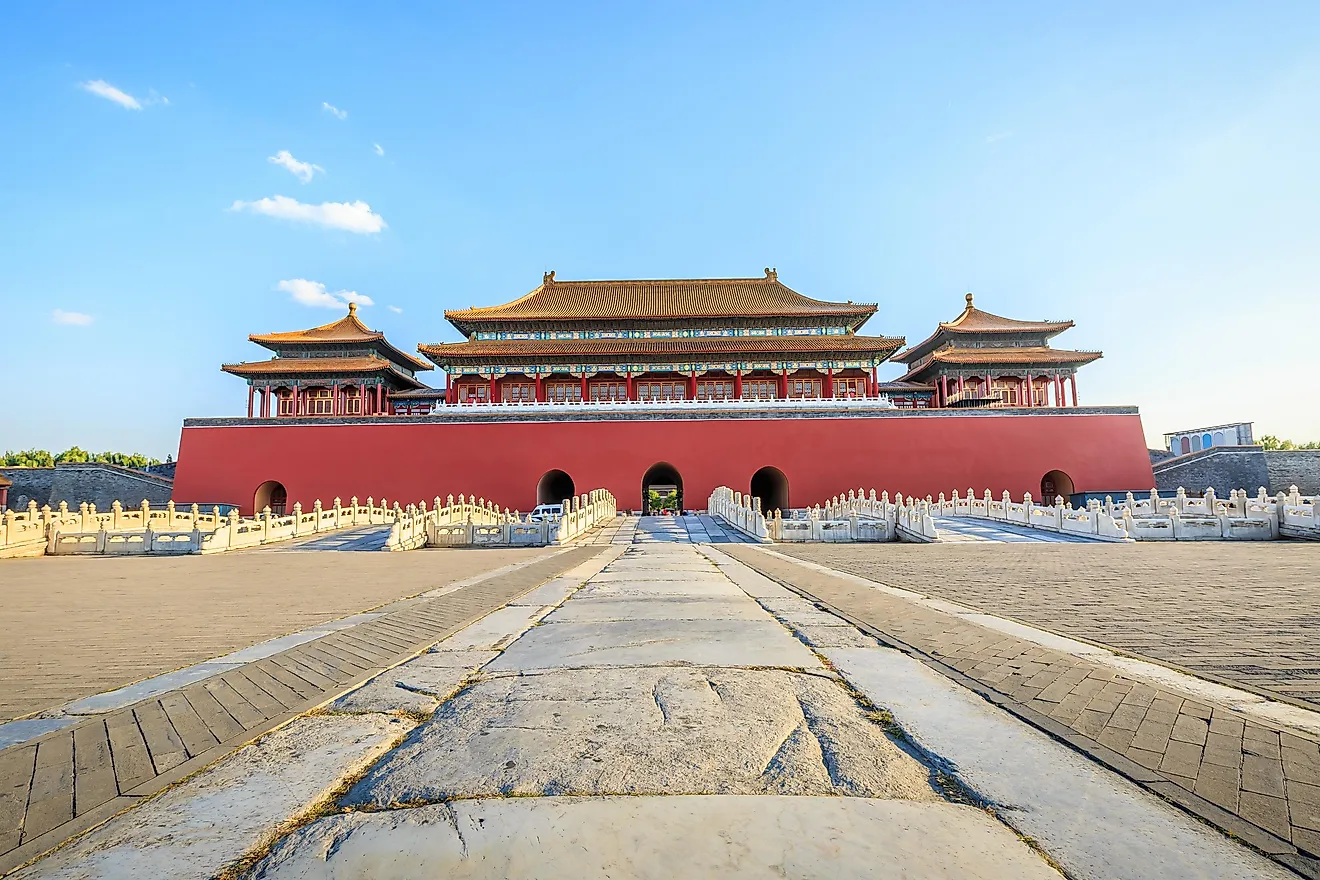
[894,294,1100,382]
[443,269,877,335]
[222,303,431,388]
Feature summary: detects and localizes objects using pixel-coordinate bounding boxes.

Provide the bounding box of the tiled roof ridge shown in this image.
[249,303,384,343]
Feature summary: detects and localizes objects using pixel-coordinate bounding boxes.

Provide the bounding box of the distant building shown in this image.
[891,294,1101,408]
[1164,423,1254,455]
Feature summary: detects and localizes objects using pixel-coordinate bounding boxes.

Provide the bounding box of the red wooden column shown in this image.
[360,384,367,414]
[825,367,834,399]
[489,375,498,404]
[536,374,546,402]
[734,369,743,399]
[375,383,383,413]
[779,369,788,399]
[626,373,635,400]
[247,386,254,418]
[688,372,697,400]
[292,385,300,417]
[1070,374,1078,407]
[580,375,589,402]
[331,383,340,416]
[939,376,948,408]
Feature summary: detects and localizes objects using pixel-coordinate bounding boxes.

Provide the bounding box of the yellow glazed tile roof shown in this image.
[444,270,877,331]
[247,303,431,370]
[420,334,903,363]
[221,356,427,388]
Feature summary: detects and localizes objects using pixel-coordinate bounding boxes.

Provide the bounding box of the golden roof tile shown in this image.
[445,270,877,333]
[249,303,431,370]
[419,333,903,364]
[220,356,427,388]
[893,293,1075,363]
[898,346,1102,382]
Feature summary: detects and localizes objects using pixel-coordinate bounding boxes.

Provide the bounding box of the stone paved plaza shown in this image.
[0,547,553,721]
[775,541,1320,707]
[1,525,1317,878]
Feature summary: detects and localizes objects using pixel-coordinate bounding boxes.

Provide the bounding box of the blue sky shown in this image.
[3,1,1318,457]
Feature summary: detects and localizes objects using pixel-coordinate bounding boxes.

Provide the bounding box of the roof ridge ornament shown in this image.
[348,301,358,316]
[965,292,974,307]
[543,270,556,284]
[764,267,778,280]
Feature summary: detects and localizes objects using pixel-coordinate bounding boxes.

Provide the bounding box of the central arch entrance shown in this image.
[641,462,683,514]
[254,480,287,515]
[537,469,575,505]
[750,466,789,514]
[1040,469,1074,503]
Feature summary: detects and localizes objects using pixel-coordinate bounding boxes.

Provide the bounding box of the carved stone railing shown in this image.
[2,496,400,558]
[928,489,1131,542]
[387,489,617,550]
[707,487,770,541]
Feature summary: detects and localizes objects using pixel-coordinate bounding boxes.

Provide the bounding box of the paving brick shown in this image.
[1106,702,1148,732]
[1194,762,1241,812]
[1171,713,1209,746]
[1238,791,1292,840]
[1096,725,1138,754]
[1159,739,1205,780]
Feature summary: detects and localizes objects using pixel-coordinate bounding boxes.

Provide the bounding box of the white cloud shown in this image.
[79,80,141,110]
[322,101,348,120]
[387,305,402,313]
[229,195,387,233]
[52,309,93,326]
[277,279,374,309]
[985,131,1014,144]
[373,143,385,156]
[268,150,324,183]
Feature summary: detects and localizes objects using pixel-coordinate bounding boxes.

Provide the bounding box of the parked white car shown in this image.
[529,503,563,522]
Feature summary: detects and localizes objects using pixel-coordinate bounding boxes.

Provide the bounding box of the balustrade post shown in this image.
[262,506,272,541]
[111,500,123,531]
[292,502,303,536]
[313,499,323,532]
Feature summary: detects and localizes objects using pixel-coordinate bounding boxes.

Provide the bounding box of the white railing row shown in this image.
[386,489,618,550]
[707,487,770,541]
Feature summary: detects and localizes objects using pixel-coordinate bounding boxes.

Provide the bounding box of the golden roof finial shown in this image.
[965,292,974,307]
[348,301,358,316]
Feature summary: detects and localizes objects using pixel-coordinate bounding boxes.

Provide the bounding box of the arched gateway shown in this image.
[750,466,789,514]
[1040,470,1074,503]
[641,462,683,514]
[253,480,287,515]
[537,469,575,505]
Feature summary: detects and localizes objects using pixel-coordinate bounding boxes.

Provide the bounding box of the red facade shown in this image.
[172,409,1155,515]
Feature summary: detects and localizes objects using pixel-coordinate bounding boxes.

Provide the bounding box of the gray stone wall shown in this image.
[1148,448,1177,465]
[1265,450,1320,495]
[0,464,173,511]
[0,467,57,509]
[1151,447,1270,496]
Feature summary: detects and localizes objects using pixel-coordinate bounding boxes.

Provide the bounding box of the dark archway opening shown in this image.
[537,469,576,505]
[750,466,790,514]
[641,462,683,514]
[254,480,287,515]
[1041,470,1075,504]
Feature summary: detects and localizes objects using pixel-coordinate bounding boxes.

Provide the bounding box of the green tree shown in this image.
[1,448,54,467]
[54,446,91,463]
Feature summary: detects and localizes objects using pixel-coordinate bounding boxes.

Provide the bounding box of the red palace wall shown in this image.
[171,409,1156,515]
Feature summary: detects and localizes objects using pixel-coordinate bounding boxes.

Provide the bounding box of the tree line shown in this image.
[1258,436,1320,451]
[1,448,169,469]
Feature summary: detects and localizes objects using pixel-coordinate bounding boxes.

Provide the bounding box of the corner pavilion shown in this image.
[180,271,1150,514]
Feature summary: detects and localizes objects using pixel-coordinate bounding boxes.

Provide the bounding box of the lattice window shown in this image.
[502,383,535,402]
[637,381,686,401]
[590,382,628,401]
[305,388,335,415]
[742,379,777,399]
[457,383,489,403]
[788,378,823,399]
[344,389,362,415]
[546,382,582,403]
[834,377,866,398]
[696,380,734,400]
[277,392,295,416]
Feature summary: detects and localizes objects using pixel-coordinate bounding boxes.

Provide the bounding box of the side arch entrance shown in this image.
[254,480,287,515]
[1040,470,1074,503]
[537,469,575,505]
[750,466,789,514]
[641,462,683,514]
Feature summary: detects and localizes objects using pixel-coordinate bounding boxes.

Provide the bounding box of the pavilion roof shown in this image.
[444,270,877,335]
[897,346,1102,382]
[248,303,432,370]
[0,474,11,488]
[419,333,903,366]
[221,356,428,388]
[892,294,1075,363]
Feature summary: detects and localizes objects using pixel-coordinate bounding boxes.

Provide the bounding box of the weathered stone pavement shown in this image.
[725,544,1320,877]
[14,541,1303,878]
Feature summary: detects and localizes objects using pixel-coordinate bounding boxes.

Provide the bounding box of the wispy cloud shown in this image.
[268,150,324,183]
[387,305,402,313]
[52,309,94,326]
[79,80,142,110]
[277,279,374,309]
[229,195,387,233]
[985,131,1014,144]
[322,101,348,120]
[373,143,385,156]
